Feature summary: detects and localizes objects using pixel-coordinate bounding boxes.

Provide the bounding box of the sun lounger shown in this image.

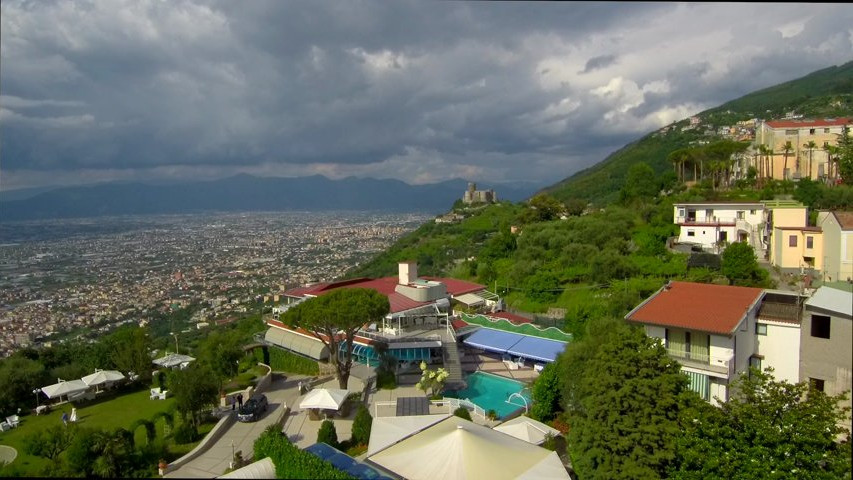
[6,415,20,428]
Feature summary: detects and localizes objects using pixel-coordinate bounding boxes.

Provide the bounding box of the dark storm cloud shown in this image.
[581,54,618,74]
[1,1,852,189]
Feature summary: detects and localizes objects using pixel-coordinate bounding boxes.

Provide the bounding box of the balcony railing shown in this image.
[666,348,734,377]
[676,216,738,226]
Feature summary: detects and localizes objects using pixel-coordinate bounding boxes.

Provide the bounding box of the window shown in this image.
[810,378,825,392]
[749,356,762,376]
[806,236,813,249]
[737,211,744,219]
[756,323,768,335]
[811,315,831,339]
[809,128,816,135]
[789,235,797,247]
[749,209,756,215]
[824,141,830,147]
[687,230,695,237]
[824,128,830,133]
[679,208,686,217]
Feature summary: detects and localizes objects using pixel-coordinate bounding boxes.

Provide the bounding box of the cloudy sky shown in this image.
[1,1,852,191]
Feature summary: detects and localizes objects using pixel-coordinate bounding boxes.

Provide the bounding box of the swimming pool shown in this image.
[444,371,531,419]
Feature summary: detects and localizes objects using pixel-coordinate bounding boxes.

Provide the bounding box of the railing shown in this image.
[357,329,441,344]
[676,216,738,225]
[666,348,734,376]
[432,398,486,420]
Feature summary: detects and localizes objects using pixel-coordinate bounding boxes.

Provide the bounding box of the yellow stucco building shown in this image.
[754,117,850,181]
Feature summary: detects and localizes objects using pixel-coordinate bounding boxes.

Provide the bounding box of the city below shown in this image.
[0,211,431,357]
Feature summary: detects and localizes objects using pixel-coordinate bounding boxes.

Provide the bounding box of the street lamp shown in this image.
[33,388,41,409]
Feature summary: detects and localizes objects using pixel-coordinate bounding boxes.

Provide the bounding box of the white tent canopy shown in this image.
[152,353,196,369]
[81,369,126,389]
[367,415,450,456]
[299,388,349,411]
[366,415,570,480]
[493,415,561,445]
[41,379,90,399]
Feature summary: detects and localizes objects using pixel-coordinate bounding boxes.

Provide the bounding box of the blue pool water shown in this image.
[445,371,531,419]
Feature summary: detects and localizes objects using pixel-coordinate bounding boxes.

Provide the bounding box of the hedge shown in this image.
[265,347,320,376]
[254,425,354,479]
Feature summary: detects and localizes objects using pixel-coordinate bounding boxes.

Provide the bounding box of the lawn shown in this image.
[0,386,209,476]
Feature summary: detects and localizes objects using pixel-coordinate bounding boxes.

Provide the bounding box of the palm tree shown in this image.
[803,140,817,179]
[782,141,794,180]
[824,144,840,184]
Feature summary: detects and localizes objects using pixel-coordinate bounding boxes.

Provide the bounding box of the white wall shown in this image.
[710,378,728,406]
[645,325,666,341]
[756,320,801,384]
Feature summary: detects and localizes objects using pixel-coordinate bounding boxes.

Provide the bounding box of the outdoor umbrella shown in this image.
[81,369,126,392]
[299,388,349,411]
[41,379,89,400]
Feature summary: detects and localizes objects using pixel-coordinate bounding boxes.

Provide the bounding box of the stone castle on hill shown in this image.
[462,182,497,204]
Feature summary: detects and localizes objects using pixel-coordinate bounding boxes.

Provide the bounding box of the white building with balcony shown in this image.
[673,202,766,254]
[626,281,765,406]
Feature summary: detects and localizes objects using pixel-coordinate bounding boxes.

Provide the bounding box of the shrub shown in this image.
[453,407,472,421]
[172,423,197,444]
[376,371,397,389]
[486,409,498,421]
[317,420,338,449]
[351,405,373,445]
[254,425,353,479]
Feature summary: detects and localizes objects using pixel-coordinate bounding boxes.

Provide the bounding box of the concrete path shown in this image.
[166,374,310,479]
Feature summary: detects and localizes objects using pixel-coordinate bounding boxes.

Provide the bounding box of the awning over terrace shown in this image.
[463,328,568,363]
[454,293,485,307]
[265,327,329,360]
[506,336,569,364]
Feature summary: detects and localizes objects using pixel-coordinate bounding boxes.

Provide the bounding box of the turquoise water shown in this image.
[445,371,531,419]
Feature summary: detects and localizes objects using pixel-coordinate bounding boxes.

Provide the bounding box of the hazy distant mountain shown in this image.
[0,175,540,221]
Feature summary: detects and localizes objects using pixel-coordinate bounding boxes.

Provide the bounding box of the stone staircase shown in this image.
[442,339,464,388]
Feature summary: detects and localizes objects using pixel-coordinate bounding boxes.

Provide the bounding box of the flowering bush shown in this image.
[415,361,449,397]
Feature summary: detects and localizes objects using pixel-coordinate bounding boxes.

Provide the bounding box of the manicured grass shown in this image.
[0,387,181,476]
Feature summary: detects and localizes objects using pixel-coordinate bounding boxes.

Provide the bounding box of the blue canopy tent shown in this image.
[505,335,568,363]
[462,328,521,355]
[463,327,569,363]
[305,443,393,480]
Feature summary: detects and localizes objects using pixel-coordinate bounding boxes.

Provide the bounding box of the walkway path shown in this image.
[165,374,310,479]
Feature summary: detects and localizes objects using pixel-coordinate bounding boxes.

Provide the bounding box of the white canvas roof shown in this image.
[805,286,853,317]
[454,293,485,307]
[366,415,570,480]
[367,414,451,456]
[264,327,329,360]
[152,353,196,368]
[81,369,126,387]
[299,388,349,411]
[494,415,561,445]
[41,379,89,399]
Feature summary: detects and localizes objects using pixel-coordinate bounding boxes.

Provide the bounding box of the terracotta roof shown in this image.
[832,211,853,230]
[282,275,485,314]
[774,226,822,232]
[488,311,534,325]
[765,118,851,129]
[626,281,764,335]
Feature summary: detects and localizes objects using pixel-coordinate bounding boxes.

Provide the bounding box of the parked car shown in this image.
[237,394,269,422]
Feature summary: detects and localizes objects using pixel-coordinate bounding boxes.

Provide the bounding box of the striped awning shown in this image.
[684,370,710,401]
[265,327,329,360]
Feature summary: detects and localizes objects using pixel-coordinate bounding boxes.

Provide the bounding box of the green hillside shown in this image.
[541,60,853,205]
[345,61,853,337]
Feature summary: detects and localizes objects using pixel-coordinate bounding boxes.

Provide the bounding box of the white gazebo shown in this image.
[41,379,90,401]
[152,353,196,369]
[299,388,349,411]
[366,415,570,480]
[81,369,126,392]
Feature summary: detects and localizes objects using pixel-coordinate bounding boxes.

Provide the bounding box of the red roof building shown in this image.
[626,281,764,335]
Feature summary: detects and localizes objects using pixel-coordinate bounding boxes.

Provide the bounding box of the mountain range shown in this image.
[0,175,541,221]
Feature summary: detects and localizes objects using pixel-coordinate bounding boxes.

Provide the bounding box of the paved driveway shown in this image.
[166,374,309,479]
